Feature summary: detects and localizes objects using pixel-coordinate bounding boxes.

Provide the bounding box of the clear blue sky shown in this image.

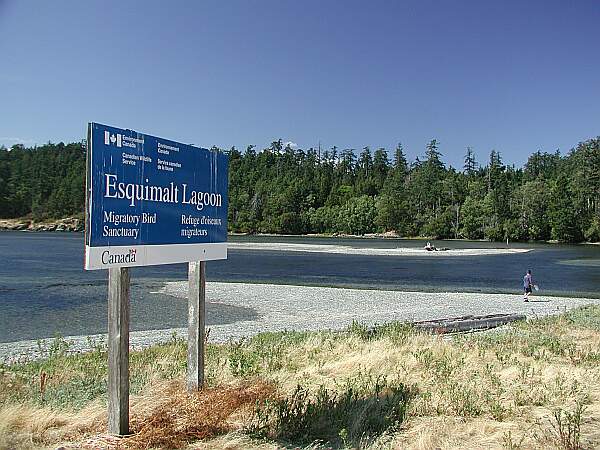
[1,0,598,168]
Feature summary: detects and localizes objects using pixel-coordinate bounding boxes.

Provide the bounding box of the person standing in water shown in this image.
[523,269,534,302]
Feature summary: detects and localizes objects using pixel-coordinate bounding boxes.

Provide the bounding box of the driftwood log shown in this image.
[413,313,525,334]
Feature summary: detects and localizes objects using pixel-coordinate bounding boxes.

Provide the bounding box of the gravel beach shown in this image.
[2,282,598,364]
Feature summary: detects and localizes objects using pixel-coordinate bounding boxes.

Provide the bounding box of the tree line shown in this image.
[1,137,599,242]
[0,142,86,220]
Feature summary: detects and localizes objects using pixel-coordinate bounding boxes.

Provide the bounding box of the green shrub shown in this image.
[249,375,414,447]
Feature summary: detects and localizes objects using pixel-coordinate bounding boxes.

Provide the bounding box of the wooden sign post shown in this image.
[85,123,228,435]
[107,267,130,436]
[187,261,206,391]
[106,261,206,436]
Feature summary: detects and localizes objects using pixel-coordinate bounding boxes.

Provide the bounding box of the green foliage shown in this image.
[0,338,187,410]
[2,136,600,242]
[584,215,600,242]
[460,195,484,239]
[346,320,415,346]
[561,305,600,331]
[338,195,377,235]
[0,142,85,219]
[248,375,414,447]
[421,206,455,239]
[509,179,550,241]
[550,175,580,242]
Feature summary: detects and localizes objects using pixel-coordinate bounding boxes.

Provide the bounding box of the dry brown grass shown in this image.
[226,321,600,449]
[3,307,600,449]
[0,380,275,450]
[120,380,275,449]
[0,402,105,449]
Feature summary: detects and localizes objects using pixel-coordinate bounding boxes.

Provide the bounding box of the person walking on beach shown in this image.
[523,269,534,302]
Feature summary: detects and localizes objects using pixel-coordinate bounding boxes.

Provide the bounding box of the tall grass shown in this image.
[1,305,600,449]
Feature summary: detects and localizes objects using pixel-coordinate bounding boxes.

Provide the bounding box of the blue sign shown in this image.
[85,123,228,269]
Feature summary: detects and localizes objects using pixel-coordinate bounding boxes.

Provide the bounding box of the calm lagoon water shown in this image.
[0,231,599,343]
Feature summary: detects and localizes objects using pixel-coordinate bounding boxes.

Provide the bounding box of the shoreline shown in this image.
[0,217,83,232]
[2,217,599,245]
[2,282,599,365]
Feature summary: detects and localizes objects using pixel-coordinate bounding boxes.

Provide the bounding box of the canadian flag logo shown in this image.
[104,131,122,148]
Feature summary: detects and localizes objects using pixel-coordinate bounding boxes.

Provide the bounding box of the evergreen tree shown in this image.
[549,174,579,242]
[2,135,599,243]
[372,147,390,192]
[464,147,477,175]
[516,180,551,240]
[393,142,408,175]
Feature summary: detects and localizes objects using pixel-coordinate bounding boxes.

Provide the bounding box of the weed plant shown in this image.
[248,374,414,448]
[549,402,587,450]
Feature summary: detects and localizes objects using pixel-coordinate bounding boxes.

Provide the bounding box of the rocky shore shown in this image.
[0,217,83,232]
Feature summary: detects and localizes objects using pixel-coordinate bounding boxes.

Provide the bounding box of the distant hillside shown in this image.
[0,142,85,220]
[1,137,599,242]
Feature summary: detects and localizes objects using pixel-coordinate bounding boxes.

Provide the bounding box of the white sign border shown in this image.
[85,242,227,270]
